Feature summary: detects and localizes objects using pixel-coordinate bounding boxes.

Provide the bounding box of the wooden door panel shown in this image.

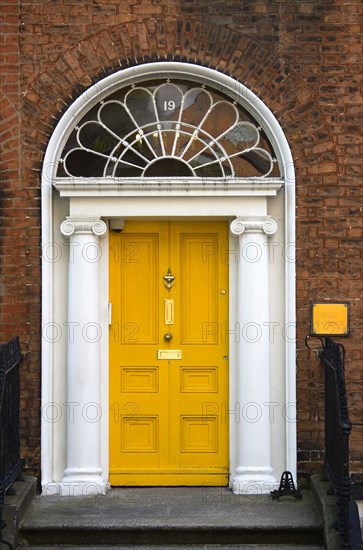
[121,366,159,393]
[120,233,159,344]
[179,232,219,344]
[180,366,218,393]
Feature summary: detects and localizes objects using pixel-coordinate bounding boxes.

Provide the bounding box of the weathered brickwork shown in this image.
[0,0,362,480]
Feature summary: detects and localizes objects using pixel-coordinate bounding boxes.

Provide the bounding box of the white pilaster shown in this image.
[230,217,278,495]
[59,217,108,496]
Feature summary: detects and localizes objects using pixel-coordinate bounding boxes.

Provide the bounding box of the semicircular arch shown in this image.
[43,62,294,186]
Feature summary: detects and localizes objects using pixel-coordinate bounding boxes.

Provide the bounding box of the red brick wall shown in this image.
[1,0,362,480]
[1,0,20,342]
[1,0,41,470]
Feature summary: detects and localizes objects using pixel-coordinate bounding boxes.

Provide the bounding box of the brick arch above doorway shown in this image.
[21,16,337,183]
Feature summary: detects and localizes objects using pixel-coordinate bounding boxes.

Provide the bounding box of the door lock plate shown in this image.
[164,299,174,325]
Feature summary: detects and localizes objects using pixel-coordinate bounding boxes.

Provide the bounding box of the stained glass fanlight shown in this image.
[57,79,280,179]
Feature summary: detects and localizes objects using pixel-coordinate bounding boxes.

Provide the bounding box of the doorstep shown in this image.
[18,485,324,547]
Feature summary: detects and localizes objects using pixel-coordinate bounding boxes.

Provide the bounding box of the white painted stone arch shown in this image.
[41,62,296,496]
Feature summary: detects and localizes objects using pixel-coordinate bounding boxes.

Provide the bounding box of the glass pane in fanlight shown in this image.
[135,135,159,161]
[56,162,68,177]
[57,129,78,176]
[78,122,118,154]
[192,154,224,177]
[157,120,181,156]
[60,128,78,156]
[143,158,194,177]
[270,160,281,177]
[99,101,136,139]
[232,156,262,177]
[259,132,281,177]
[117,143,147,169]
[125,88,157,127]
[155,84,183,122]
[173,123,194,158]
[201,101,238,139]
[64,149,107,177]
[105,158,116,177]
[114,161,143,178]
[218,122,259,156]
[106,143,146,177]
[235,104,256,125]
[134,126,163,158]
[178,131,207,162]
[221,160,233,177]
[161,130,176,157]
[181,88,212,127]
[237,148,273,177]
[190,146,224,170]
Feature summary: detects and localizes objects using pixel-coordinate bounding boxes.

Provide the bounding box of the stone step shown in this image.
[19,487,324,547]
[2,475,37,549]
[19,526,324,546]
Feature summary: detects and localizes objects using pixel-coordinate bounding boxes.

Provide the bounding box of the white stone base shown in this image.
[42,471,109,497]
[60,468,108,496]
[232,467,278,495]
[45,481,109,497]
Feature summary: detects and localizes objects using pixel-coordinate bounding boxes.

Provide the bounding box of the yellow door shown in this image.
[109,221,229,485]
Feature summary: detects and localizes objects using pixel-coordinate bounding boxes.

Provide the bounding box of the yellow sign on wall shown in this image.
[310,302,349,337]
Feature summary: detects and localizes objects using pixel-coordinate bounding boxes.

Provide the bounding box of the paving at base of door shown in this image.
[14,481,328,548]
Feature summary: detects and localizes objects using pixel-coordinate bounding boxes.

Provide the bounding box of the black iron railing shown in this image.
[0,337,23,550]
[319,336,352,548]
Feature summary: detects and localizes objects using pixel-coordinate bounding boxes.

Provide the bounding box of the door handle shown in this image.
[164,332,173,342]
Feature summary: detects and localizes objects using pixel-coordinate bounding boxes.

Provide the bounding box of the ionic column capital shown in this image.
[60,217,107,238]
[230,217,278,236]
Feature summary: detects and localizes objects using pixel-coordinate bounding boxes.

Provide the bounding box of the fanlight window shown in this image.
[57,79,280,179]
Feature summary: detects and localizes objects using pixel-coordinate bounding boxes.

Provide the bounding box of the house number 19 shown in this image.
[163,100,175,111]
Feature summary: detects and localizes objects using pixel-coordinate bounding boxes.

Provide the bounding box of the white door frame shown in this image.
[41,62,296,496]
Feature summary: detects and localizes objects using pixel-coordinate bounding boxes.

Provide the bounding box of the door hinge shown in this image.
[108,302,112,325]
